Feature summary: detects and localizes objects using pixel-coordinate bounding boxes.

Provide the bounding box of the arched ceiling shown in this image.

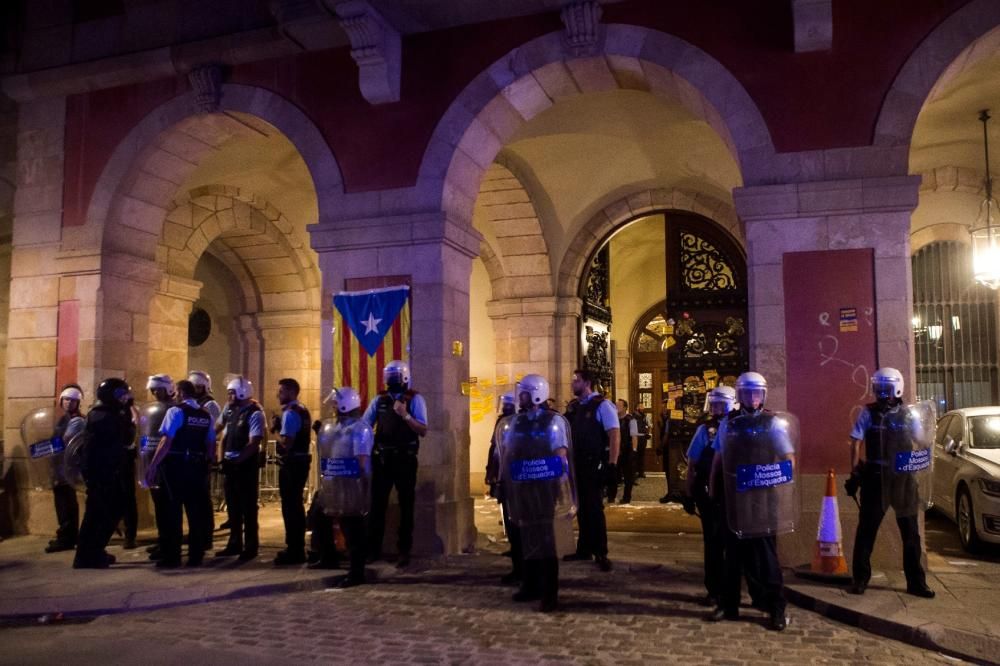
[501,89,741,264]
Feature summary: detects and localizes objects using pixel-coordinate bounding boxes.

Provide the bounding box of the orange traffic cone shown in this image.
[811,468,848,575]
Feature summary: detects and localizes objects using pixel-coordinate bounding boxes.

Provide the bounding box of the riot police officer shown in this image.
[188,370,222,549]
[74,378,135,569]
[487,393,522,584]
[612,399,637,504]
[318,386,374,588]
[499,374,575,613]
[145,380,215,567]
[683,385,735,607]
[708,372,795,631]
[138,374,175,561]
[215,376,264,562]
[846,368,935,598]
[364,360,428,568]
[45,385,86,553]
[274,378,312,566]
[564,368,619,572]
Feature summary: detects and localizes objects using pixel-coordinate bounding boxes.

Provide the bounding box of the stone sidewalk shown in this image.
[0,500,996,664]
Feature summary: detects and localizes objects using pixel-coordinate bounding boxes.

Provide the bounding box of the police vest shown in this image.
[223,402,262,454]
[169,404,212,457]
[864,402,892,465]
[567,396,609,458]
[283,402,312,456]
[374,391,420,452]
[619,414,634,452]
[692,417,720,490]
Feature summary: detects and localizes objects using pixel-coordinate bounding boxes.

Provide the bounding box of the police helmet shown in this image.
[383,360,410,387]
[59,385,84,403]
[226,376,253,401]
[735,372,767,409]
[706,385,736,411]
[187,370,212,391]
[498,393,515,408]
[146,374,175,395]
[516,374,549,406]
[872,367,904,401]
[96,377,132,406]
[334,387,362,414]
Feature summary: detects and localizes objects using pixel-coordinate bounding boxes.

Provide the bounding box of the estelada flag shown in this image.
[332,285,411,408]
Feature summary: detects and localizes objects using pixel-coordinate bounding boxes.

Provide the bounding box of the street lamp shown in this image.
[970,110,1000,290]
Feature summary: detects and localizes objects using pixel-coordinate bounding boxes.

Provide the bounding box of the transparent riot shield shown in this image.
[318,418,373,517]
[20,407,59,488]
[136,401,170,489]
[721,411,800,539]
[881,400,935,517]
[500,410,577,560]
[61,428,87,489]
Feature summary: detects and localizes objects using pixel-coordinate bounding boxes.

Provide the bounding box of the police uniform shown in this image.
[74,397,135,568]
[196,393,222,549]
[488,412,523,582]
[120,417,139,548]
[277,399,313,560]
[609,412,638,504]
[50,411,85,550]
[712,409,788,621]
[565,392,618,562]
[364,389,428,560]
[158,399,215,565]
[850,404,928,591]
[220,400,264,557]
[686,418,724,603]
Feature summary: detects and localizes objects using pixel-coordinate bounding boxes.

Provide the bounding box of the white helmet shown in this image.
[188,370,212,391]
[872,367,904,400]
[383,360,410,387]
[735,372,767,409]
[334,387,361,414]
[226,375,253,400]
[706,385,736,412]
[516,374,550,406]
[59,386,83,403]
[146,374,175,394]
[324,389,339,406]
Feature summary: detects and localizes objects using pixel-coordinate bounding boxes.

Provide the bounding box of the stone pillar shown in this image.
[254,310,321,417]
[147,275,202,384]
[734,175,921,569]
[311,211,482,555]
[486,296,581,406]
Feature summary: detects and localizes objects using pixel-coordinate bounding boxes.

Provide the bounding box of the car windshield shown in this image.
[968,416,1000,449]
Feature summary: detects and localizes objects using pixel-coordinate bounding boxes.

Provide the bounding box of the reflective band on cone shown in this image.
[811,468,848,575]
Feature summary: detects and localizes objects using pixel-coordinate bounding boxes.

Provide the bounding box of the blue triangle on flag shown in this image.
[333,286,409,357]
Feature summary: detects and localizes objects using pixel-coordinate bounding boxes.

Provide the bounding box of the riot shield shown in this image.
[721,411,800,539]
[500,410,576,560]
[881,400,935,517]
[20,407,59,488]
[136,401,170,489]
[318,418,373,517]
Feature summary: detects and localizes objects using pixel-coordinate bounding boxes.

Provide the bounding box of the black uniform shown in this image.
[74,403,135,567]
[368,390,421,559]
[633,410,650,478]
[221,401,263,556]
[851,402,928,589]
[196,393,220,550]
[160,402,213,564]
[609,413,635,504]
[487,413,523,581]
[688,418,724,603]
[566,396,610,560]
[51,413,82,548]
[120,440,139,546]
[277,401,313,558]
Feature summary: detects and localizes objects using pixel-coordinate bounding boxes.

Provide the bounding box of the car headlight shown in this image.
[979,478,1000,497]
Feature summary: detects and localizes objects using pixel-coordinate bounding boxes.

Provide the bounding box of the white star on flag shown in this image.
[362,312,382,335]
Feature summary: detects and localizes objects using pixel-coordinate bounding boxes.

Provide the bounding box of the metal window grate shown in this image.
[912,241,999,415]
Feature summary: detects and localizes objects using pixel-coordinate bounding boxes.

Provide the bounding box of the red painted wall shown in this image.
[783,249,877,475]
[56,300,80,390]
[60,1,968,225]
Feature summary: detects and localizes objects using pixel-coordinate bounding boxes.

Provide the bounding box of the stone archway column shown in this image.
[147,274,202,384]
[310,211,482,555]
[486,296,581,407]
[251,310,321,416]
[734,174,920,570]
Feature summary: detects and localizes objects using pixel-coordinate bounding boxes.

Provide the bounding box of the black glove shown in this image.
[681,496,697,515]
[604,462,618,485]
[312,419,322,436]
[844,471,861,498]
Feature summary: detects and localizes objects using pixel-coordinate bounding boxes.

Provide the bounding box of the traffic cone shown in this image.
[811,468,848,575]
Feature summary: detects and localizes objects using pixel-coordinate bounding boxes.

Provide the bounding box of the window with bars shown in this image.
[912,241,999,414]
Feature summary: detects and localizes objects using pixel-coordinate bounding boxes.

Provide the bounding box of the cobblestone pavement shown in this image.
[1,548,966,665]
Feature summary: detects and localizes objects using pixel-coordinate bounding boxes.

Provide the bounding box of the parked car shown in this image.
[931,407,1000,552]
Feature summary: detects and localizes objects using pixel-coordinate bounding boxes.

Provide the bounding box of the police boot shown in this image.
[768,612,789,631]
[906,583,935,599]
[706,607,738,622]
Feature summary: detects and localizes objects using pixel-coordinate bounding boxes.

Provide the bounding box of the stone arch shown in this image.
[556,187,740,298]
[874,0,1000,147]
[418,24,772,223]
[910,166,986,253]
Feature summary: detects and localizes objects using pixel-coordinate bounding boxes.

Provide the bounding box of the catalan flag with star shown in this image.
[332,285,411,408]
